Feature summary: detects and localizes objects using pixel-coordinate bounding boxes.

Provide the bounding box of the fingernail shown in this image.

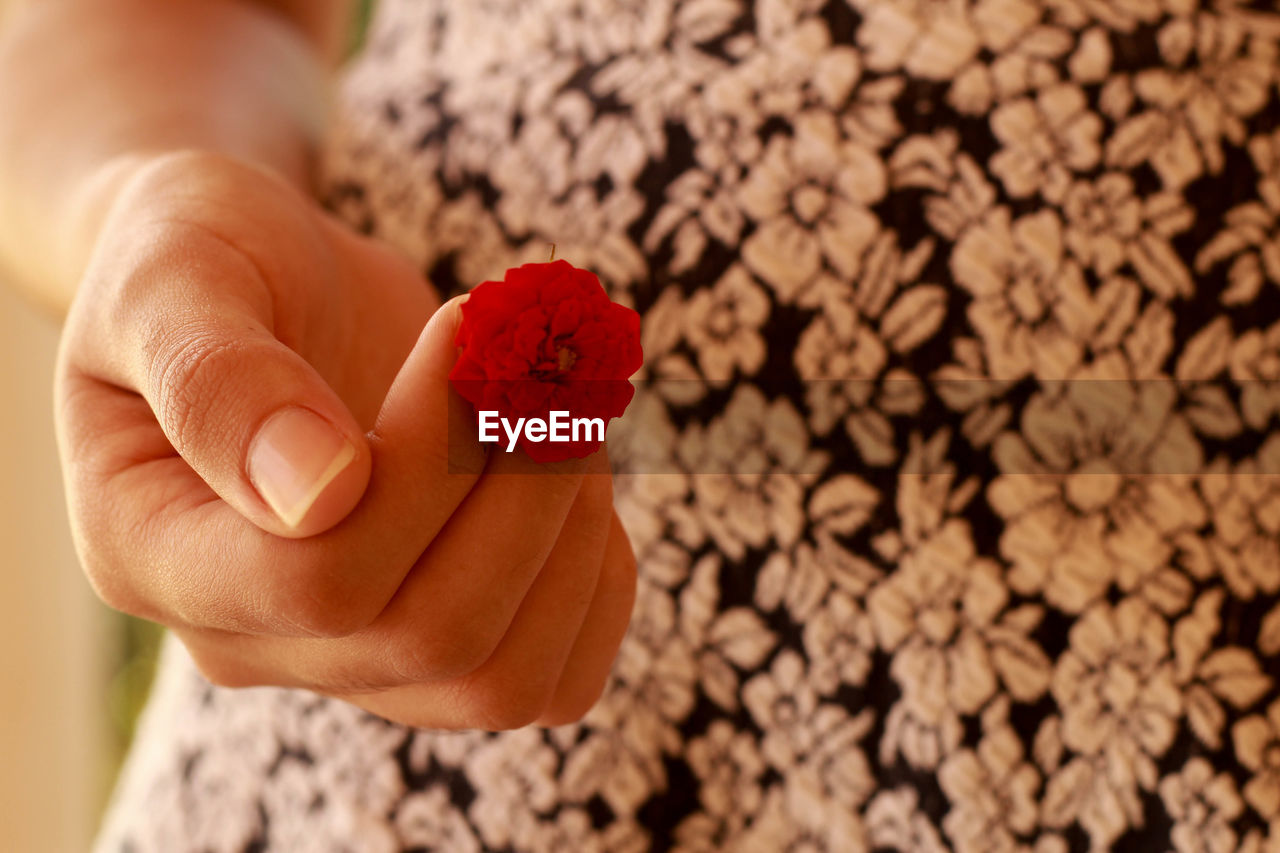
[248,407,356,529]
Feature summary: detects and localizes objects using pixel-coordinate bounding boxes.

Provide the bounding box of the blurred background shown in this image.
[0,3,376,850]
[0,281,150,851]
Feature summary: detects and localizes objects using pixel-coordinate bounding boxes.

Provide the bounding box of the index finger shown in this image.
[60,296,583,637]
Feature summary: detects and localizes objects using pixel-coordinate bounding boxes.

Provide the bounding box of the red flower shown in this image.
[449,260,643,462]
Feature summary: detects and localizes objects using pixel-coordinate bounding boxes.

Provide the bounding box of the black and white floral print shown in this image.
[97,1,1280,851]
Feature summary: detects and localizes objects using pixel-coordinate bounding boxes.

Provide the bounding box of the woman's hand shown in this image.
[57,151,636,729]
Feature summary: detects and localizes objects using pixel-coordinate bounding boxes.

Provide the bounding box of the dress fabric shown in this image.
[96,0,1280,851]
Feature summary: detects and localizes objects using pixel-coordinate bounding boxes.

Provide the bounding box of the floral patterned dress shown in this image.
[97,1,1280,851]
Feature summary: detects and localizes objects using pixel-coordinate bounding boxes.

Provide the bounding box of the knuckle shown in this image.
[271,587,372,640]
[389,616,503,682]
[266,559,385,639]
[464,675,559,732]
[498,542,552,588]
[147,331,246,455]
[542,684,607,727]
[270,595,346,639]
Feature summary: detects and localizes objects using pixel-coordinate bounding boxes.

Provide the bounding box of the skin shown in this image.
[0,0,636,729]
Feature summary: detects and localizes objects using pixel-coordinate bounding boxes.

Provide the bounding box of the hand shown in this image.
[56,151,636,728]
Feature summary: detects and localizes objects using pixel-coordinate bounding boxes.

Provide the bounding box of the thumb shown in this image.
[114,278,372,539]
